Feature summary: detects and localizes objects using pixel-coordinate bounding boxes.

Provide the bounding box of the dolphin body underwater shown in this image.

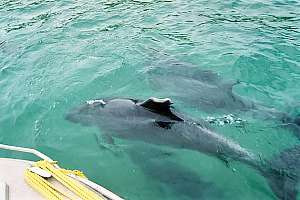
[144,62,300,138]
[66,97,300,200]
[126,144,224,199]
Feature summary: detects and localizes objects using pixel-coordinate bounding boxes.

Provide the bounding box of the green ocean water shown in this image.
[0,0,300,199]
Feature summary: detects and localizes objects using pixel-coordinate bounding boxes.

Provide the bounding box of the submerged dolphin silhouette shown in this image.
[126,144,224,199]
[66,97,300,200]
[145,62,300,137]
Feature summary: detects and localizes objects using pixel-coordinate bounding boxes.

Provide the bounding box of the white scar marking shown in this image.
[86,99,106,105]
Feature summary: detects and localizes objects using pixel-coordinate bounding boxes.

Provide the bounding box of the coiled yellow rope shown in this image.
[24,160,105,200]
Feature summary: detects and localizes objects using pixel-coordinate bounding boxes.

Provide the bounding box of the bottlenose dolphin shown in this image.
[144,62,300,137]
[66,97,300,200]
[126,144,224,200]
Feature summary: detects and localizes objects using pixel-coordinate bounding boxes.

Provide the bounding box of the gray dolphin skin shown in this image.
[66,97,300,200]
[66,97,258,166]
[145,62,249,113]
[145,62,300,138]
[126,144,224,199]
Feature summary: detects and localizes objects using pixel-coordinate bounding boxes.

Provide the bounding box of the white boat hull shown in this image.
[0,158,43,200]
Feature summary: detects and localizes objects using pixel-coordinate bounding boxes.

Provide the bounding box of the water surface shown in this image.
[0,0,300,199]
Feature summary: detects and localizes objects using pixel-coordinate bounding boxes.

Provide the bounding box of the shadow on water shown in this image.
[126,144,224,200]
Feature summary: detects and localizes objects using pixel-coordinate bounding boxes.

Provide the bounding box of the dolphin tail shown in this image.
[259,145,300,200]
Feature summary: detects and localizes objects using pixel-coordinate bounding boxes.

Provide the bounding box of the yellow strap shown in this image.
[24,160,105,200]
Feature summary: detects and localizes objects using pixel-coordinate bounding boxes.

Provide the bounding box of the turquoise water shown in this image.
[0,0,300,199]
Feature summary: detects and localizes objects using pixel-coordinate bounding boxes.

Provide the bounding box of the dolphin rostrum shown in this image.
[66,97,300,200]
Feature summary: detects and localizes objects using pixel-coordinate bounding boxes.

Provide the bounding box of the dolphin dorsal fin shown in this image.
[139,97,183,121]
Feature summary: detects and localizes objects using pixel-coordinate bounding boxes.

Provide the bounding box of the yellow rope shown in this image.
[25,170,64,200]
[24,160,105,200]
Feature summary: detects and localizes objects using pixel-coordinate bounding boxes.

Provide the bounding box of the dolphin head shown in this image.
[65,99,107,126]
[65,98,140,127]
